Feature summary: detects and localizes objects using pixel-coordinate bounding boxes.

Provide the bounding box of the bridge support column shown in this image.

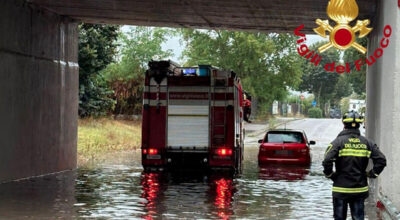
[366,0,400,214]
[0,0,78,182]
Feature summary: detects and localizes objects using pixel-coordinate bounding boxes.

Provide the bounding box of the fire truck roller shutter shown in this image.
[167,105,209,151]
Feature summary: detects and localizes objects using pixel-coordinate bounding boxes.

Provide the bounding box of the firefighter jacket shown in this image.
[322,128,387,199]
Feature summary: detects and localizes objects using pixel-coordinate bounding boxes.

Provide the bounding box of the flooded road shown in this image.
[0,119,386,219]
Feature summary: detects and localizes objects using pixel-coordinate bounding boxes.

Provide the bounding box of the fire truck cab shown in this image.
[141,61,245,173]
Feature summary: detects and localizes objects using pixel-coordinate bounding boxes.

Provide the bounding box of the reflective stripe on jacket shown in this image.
[322,129,386,199]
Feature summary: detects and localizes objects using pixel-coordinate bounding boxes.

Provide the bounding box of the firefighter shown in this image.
[323,111,386,220]
[243,92,252,123]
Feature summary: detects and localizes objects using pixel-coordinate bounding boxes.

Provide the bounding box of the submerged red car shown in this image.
[258,129,315,165]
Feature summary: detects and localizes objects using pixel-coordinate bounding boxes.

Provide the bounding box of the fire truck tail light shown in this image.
[216,148,233,156]
[144,148,161,160]
[148,148,158,155]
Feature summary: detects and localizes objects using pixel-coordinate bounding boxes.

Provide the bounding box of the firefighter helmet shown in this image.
[342,111,364,127]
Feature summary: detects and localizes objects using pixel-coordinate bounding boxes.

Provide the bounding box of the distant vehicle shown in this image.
[349,99,366,113]
[258,129,315,165]
[329,108,342,119]
[141,60,245,173]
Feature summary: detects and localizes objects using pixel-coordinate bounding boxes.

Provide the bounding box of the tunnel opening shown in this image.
[73,22,375,219]
[2,0,399,219]
[75,22,368,164]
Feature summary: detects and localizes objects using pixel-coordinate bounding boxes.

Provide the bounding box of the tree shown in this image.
[299,41,341,108]
[332,74,352,106]
[340,97,350,114]
[102,27,173,114]
[78,24,119,117]
[180,29,303,114]
[343,38,367,95]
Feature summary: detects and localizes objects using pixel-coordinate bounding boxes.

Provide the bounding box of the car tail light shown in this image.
[143,149,147,154]
[215,148,233,156]
[148,148,158,155]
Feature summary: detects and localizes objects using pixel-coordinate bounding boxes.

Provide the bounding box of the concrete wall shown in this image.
[0,0,78,182]
[366,0,400,212]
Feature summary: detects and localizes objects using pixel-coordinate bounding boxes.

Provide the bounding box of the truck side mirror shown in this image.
[309,141,316,145]
[258,139,263,144]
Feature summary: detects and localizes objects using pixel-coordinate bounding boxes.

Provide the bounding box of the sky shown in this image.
[161,35,184,62]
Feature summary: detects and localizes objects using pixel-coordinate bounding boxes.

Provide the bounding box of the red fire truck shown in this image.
[141,61,245,172]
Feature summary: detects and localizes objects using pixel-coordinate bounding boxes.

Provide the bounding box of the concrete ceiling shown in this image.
[28,0,377,33]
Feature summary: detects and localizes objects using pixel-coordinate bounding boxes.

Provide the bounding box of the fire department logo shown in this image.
[313,0,372,54]
[294,0,392,74]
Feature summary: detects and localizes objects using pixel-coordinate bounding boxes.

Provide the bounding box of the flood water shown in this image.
[0,119,387,219]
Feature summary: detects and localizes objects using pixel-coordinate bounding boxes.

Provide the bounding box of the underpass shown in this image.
[1,0,400,217]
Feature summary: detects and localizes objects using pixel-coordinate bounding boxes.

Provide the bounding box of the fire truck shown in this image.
[141,61,245,172]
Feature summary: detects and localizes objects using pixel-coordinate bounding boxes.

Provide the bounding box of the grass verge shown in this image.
[78,118,141,164]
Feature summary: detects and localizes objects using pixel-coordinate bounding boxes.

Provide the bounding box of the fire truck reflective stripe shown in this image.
[167,92,234,100]
[142,99,167,106]
[167,87,234,93]
[332,186,369,193]
[169,87,209,92]
[169,100,209,105]
[144,86,167,93]
[211,100,234,106]
[338,149,371,157]
[169,92,209,100]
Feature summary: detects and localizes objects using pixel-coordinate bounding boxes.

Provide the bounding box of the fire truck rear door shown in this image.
[167,104,209,152]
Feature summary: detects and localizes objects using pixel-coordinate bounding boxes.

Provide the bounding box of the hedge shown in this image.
[308,107,323,118]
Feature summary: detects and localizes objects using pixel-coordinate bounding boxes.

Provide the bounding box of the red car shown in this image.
[258,129,315,165]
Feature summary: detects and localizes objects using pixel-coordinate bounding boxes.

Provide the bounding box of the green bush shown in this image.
[308,107,323,118]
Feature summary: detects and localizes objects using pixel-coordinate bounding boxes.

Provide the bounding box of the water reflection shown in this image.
[140,171,237,219]
[0,148,384,219]
[0,171,77,219]
[141,172,166,219]
[214,178,233,217]
[258,164,310,181]
[208,174,236,219]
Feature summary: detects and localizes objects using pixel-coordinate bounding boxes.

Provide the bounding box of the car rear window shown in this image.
[265,132,304,143]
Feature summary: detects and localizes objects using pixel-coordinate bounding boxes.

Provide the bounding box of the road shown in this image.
[244,117,300,145]
[0,119,385,219]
